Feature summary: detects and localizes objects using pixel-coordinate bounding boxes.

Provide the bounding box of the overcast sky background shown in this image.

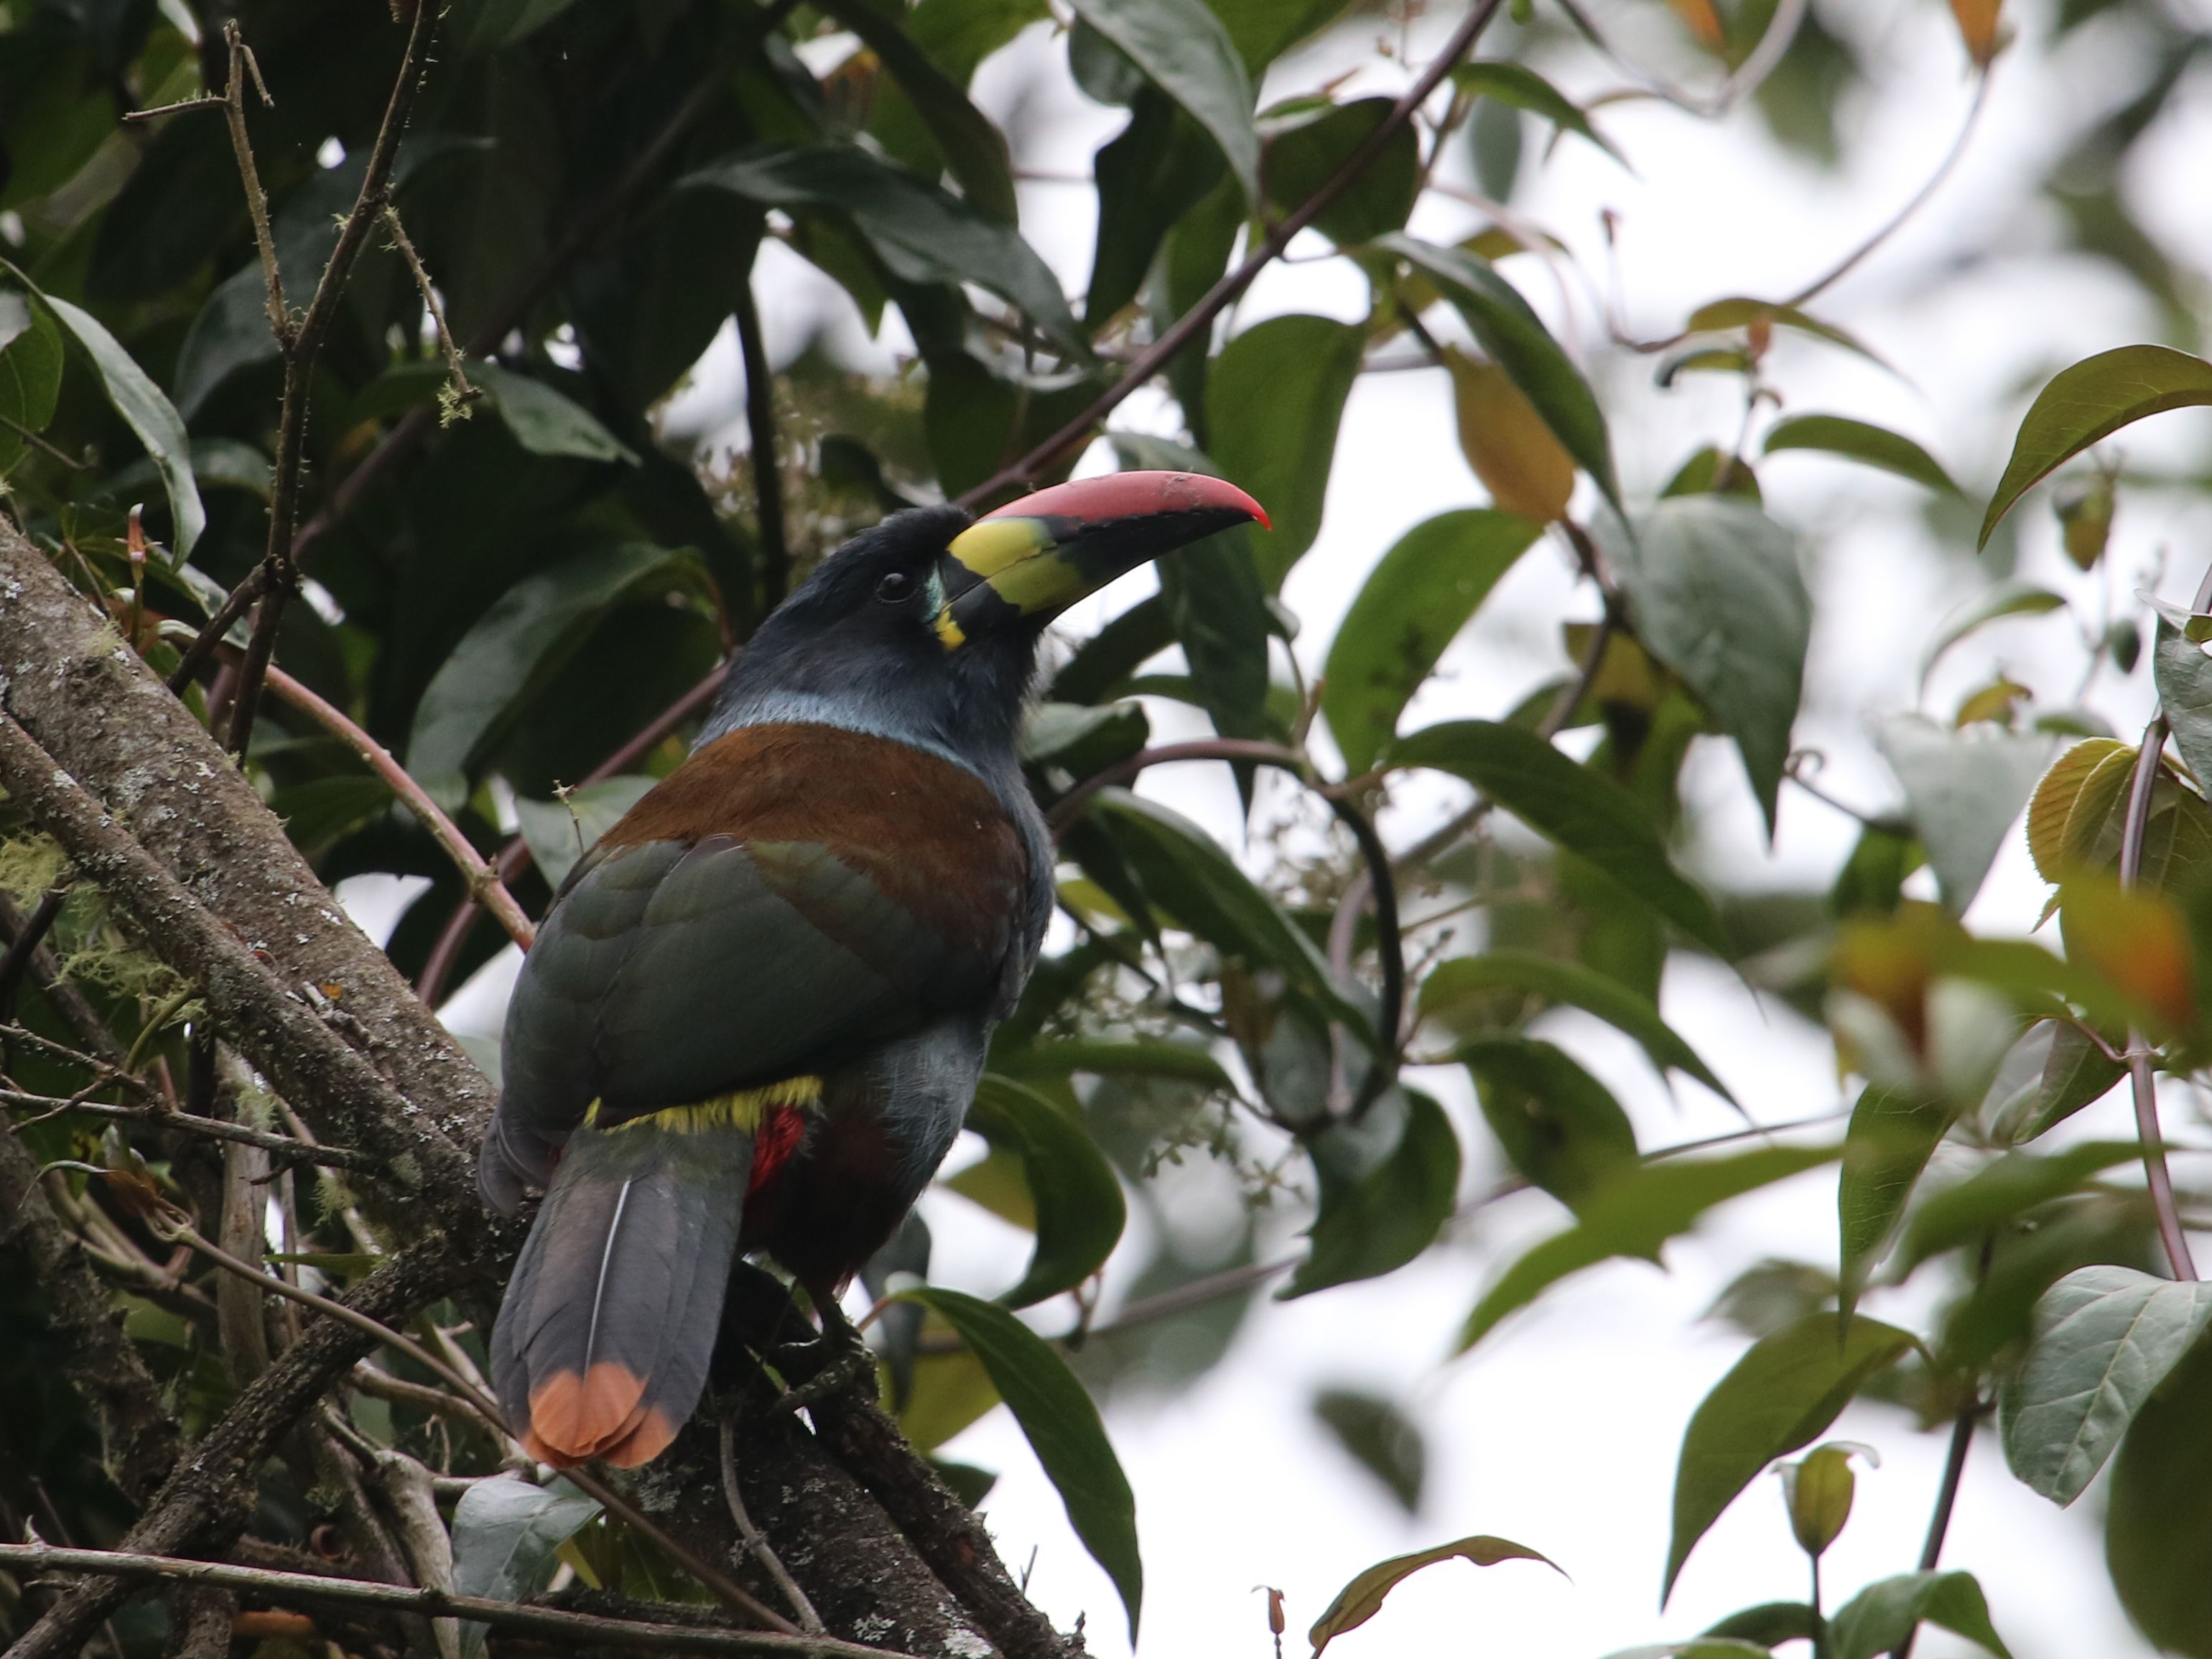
[351,3,2212,1653]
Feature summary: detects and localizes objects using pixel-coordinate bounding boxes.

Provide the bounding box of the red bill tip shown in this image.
[981,470,1270,532]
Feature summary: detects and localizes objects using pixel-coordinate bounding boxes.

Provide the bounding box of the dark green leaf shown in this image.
[1459,1036,1636,1209]
[968,1074,1128,1307]
[1874,715,2052,916]
[1462,1146,1839,1352]
[1893,1142,2142,1273]
[1601,496,1808,835]
[0,285,62,475]
[2000,1265,2212,1507]
[1451,60,1627,166]
[1389,721,1728,952]
[1992,1021,2125,1145]
[1762,414,1959,495]
[683,147,1083,354]
[897,1286,1142,1638]
[1378,233,1620,516]
[34,286,204,559]
[1322,509,1543,776]
[818,0,1017,221]
[1019,702,1151,774]
[407,544,701,807]
[1981,345,2212,549]
[446,0,583,54]
[450,1475,600,1658]
[2155,621,2212,798]
[1702,1603,1820,1646]
[1067,0,1259,203]
[1421,949,1732,1102]
[990,1039,1232,1089]
[1205,0,1355,70]
[1286,1087,1461,1297]
[1308,1535,1558,1655]
[470,363,636,465]
[1261,98,1418,246]
[511,776,656,889]
[1088,789,1366,1029]
[1836,1086,1949,1320]
[1207,315,1365,588]
[1110,434,1270,747]
[2106,1322,2212,1656]
[1828,1572,2012,1659]
[1085,93,1227,327]
[1311,1387,1424,1512]
[1664,1315,1918,1601]
[1831,823,1919,919]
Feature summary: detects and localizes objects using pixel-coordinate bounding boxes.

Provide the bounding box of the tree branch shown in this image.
[735,246,789,610]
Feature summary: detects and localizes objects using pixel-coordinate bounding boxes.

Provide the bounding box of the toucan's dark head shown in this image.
[704,472,1266,766]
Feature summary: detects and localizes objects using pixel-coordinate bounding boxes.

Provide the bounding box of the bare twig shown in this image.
[721,1418,825,1633]
[0,1544,910,1658]
[956,0,1511,505]
[218,21,287,344]
[254,657,535,949]
[382,204,478,422]
[735,248,789,610]
[0,884,68,1018]
[0,1089,383,1174]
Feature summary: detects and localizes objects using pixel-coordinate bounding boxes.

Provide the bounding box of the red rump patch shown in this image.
[748,1106,808,1195]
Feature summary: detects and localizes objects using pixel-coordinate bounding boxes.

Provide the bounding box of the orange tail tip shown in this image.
[527,1362,676,1467]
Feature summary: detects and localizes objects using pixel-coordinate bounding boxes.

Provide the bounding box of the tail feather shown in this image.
[491,1123,750,1469]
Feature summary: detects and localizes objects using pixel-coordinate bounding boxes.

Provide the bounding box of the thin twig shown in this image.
[0,1544,907,1658]
[720,1418,824,1633]
[734,248,789,610]
[0,1089,382,1174]
[255,657,534,949]
[955,0,1510,506]
[381,204,477,420]
[218,21,288,345]
[2118,715,2198,1281]
[0,886,68,1018]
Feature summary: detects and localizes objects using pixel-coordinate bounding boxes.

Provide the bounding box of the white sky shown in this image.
[361,3,2212,1654]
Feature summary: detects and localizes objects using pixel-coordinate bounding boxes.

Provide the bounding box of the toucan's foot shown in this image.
[774,1289,876,1411]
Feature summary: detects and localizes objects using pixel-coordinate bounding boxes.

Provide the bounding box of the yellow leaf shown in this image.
[2060,876,2195,1036]
[1309,1535,1558,1654]
[2025,738,2134,883]
[1953,675,2028,729]
[1666,0,1725,49]
[1446,347,1575,521]
[1949,0,2004,65]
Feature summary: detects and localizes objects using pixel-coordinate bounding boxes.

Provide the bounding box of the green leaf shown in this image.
[2155,622,2212,796]
[1761,413,1959,495]
[0,284,62,473]
[1836,1086,1949,1321]
[450,1475,601,1658]
[1459,1036,1636,1209]
[1892,1142,2143,1274]
[1461,1146,1839,1352]
[1917,581,2067,691]
[1663,1314,1918,1602]
[683,147,1083,355]
[1827,1571,2012,1659]
[1311,1386,1424,1512]
[1088,790,1367,1030]
[1981,345,2212,549]
[1308,1535,1558,1655]
[817,0,1018,221]
[1874,715,2052,916]
[989,1039,1232,1089]
[1701,1603,1820,1646]
[1286,1087,1461,1297]
[896,1286,1142,1638]
[470,363,636,465]
[37,289,205,559]
[1260,98,1418,246]
[407,544,700,808]
[1207,315,1365,588]
[1992,1021,2125,1145]
[1685,297,1888,369]
[1600,496,1808,835]
[1321,510,1543,776]
[2106,1324,2212,1656]
[445,0,583,54]
[1380,233,1620,516]
[1084,93,1227,327]
[1205,0,1354,70]
[1421,949,1733,1103]
[968,1074,1128,1307]
[511,776,656,889]
[1110,434,1270,747]
[2000,1265,2212,1507]
[1067,0,1259,203]
[1388,721,1727,952]
[1450,60,1627,167]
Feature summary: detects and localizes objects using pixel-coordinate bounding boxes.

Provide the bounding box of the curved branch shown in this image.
[954,0,1510,506]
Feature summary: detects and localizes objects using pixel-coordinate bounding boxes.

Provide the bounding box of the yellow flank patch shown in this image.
[585,1074,824,1135]
[944,515,1051,580]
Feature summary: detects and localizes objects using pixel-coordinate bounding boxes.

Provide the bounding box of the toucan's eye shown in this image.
[875,570,915,604]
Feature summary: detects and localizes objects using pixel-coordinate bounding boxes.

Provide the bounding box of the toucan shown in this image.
[479,470,1267,1467]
